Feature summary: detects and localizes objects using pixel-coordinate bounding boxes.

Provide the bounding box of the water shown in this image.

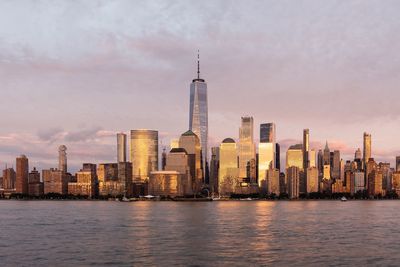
[1,200,400,266]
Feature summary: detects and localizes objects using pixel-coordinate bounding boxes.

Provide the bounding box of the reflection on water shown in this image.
[1,201,400,266]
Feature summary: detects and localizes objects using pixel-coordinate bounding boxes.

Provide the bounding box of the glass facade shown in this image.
[218,138,238,195]
[239,117,255,179]
[363,132,371,168]
[189,79,208,175]
[286,144,303,170]
[260,123,276,143]
[258,142,274,187]
[117,133,127,163]
[130,130,158,182]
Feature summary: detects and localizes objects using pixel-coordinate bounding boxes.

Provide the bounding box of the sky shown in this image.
[1,0,400,173]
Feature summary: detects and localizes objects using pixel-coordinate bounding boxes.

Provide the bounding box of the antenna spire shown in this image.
[197,49,200,79]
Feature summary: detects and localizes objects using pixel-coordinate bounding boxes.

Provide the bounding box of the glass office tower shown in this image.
[130,130,158,182]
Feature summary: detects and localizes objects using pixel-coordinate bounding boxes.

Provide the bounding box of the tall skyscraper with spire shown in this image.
[189,51,208,177]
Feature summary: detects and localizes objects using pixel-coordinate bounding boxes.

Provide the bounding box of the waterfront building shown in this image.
[209,147,220,194]
[353,171,365,193]
[309,149,316,168]
[218,138,239,196]
[363,132,371,169]
[16,155,29,194]
[392,172,400,195]
[365,158,377,190]
[118,162,133,196]
[189,52,208,176]
[266,168,280,196]
[97,163,119,196]
[2,168,16,190]
[260,123,276,143]
[396,156,400,172]
[379,162,391,192]
[149,171,187,197]
[306,167,318,193]
[58,145,67,173]
[179,130,203,192]
[117,133,127,163]
[368,170,383,197]
[287,166,299,199]
[28,167,43,196]
[43,168,69,195]
[68,164,97,197]
[130,129,158,182]
[165,148,192,195]
[239,116,256,180]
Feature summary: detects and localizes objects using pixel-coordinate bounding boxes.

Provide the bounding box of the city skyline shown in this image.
[1,1,400,172]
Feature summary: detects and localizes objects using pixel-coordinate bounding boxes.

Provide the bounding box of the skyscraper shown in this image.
[303,129,309,170]
[286,144,303,170]
[58,145,67,173]
[258,122,276,187]
[16,155,29,194]
[218,138,239,196]
[239,116,255,179]
[363,132,371,169]
[275,143,280,171]
[260,123,276,143]
[396,156,400,172]
[130,130,159,182]
[117,132,127,163]
[189,52,208,175]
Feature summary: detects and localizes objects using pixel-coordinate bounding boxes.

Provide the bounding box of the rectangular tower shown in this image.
[239,117,255,179]
[117,133,127,163]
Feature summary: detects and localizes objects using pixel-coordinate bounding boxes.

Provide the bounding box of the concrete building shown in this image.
[28,167,43,196]
[2,168,16,190]
[392,172,400,195]
[149,171,188,197]
[306,167,319,193]
[368,170,383,197]
[396,156,400,172]
[43,168,69,195]
[68,166,97,197]
[58,145,67,173]
[331,150,340,179]
[97,163,120,196]
[209,147,220,194]
[130,129,158,182]
[16,155,29,194]
[287,166,300,199]
[353,171,365,193]
[117,133,127,163]
[266,168,280,196]
[165,148,192,195]
[286,144,303,170]
[363,132,371,170]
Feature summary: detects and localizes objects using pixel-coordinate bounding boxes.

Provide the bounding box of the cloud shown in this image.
[64,127,103,142]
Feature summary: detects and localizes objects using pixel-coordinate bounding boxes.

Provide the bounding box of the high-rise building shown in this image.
[16,155,29,194]
[209,147,220,194]
[97,163,120,197]
[58,145,67,173]
[306,167,319,193]
[43,168,69,195]
[260,123,276,143]
[239,116,256,179]
[68,165,97,198]
[332,150,341,179]
[2,168,16,190]
[130,130,158,182]
[323,141,330,165]
[117,133,127,163]
[286,144,303,170]
[363,132,371,169]
[392,172,400,195]
[28,167,43,196]
[309,149,316,168]
[355,148,362,160]
[275,143,280,171]
[287,166,300,199]
[317,149,323,178]
[189,52,208,176]
[353,171,365,193]
[218,138,239,196]
[258,142,275,188]
[303,129,309,169]
[396,156,400,172]
[163,148,192,195]
[179,130,203,193]
[266,169,280,196]
[161,148,167,171]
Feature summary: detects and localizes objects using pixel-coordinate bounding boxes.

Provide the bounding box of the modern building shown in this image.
[353,171,365,193]
[396,156,400,172]
[287,166,300,199]
[286,144,303,170]
[97,163,119,196]
[332,150,341,179]
[189,52,208,176]
[117,133,127,163]
[130,129,158,182]
[355,148,362,161]
[2,168,16,190]
[58,145,67,173]
[179,130,203,193]
[306,167,319,193]
[16,155,29,194]
[303,129,309,170]
[209,147,220,194]
[218,138,239,196]
[68,165,97,198]
[392,172,400,195]
[239,116,256,180]
[363,132,371,169]
[165,148,192,195]
[149,171,188,197]
[260,123,276,143]
[308,149,316,168]
[266,168,280,196]
[275,143,281,171]
[258,142,275,188]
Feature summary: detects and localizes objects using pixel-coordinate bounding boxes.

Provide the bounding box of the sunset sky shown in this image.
[1,0,400,172]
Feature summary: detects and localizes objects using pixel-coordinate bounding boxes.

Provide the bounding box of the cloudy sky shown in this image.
[1,0,400,172]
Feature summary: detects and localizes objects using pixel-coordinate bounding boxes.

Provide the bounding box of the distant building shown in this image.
[117,133,127,163]
[396,156,400,172]
[306,167,318,193]
[16,155,29,194]
[275,143,281,171]
[392,172,400,195]
[130,130,158,182]
[149,171,188,197]
[179,130,203,193]
[170,139,179,149]
[218,138,239,196]
[368,170,383,197]
[2,168,16,190]
[266,168,280,196]
[97,163,119,196]
[68,164,97,197]
[308,149,316,168]
[209,147,220,194]
[58,145,67,173]
[239,117,256,180]
[28,167,43,196]
[258,142,274,188]
[363,132,371,170]
[165,148,192,195]
[353,171,365,193]
[287,166,299,199]
[43,168,69,195]
[303,129,309,170]
[355,148,362,161]
[286,144,303,170]
[331,150,340,179]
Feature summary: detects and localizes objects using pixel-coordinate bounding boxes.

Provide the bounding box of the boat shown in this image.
[121,196,131,202]
[341,196,347,202]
